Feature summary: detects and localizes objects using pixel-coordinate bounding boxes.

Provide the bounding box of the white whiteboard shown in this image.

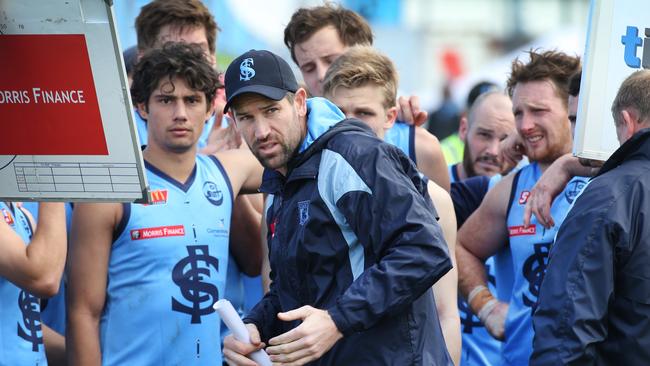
[575,0,648,160]
[0,0,148,202]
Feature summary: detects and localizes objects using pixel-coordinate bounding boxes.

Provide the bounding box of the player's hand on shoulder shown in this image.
[499,132,525,175]
[397,95,428,126]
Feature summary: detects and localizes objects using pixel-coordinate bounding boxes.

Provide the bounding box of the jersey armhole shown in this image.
[505,170,523,222]
[16,205,35,238]
[112,203,130,243]
[409,125,417,164]
[208,155,235,207]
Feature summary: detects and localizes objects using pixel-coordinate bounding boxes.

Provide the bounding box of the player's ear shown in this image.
[385,106,397,130]
[294,88,307,117]
[459,116,469,141]
[136,102,149,121]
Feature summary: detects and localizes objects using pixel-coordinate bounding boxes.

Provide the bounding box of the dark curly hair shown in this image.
[284,3,373,64]
[506,49,581,107]
[130,42,220,111]
[135,0,219,54]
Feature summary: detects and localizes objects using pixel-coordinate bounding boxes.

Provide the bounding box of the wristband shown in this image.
[467,285,488,304]
[477,298,498,322]
[467,285,494,315]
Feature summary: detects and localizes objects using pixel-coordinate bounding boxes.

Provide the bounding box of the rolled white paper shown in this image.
[214,299,272,366]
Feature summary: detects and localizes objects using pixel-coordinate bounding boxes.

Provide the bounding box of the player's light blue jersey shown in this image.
[102,155,233,366]
[384,121,416,162]
[0,202,47,366]
[503,163,587,365]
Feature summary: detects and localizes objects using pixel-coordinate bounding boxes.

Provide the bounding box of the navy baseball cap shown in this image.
[223,49,298,113]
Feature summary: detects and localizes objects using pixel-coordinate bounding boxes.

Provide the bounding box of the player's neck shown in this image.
[143,145,197,183]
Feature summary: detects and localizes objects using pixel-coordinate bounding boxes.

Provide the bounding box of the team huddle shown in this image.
[3,1,650,366]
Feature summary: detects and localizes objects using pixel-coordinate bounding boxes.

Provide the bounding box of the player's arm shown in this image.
[415,127,451,192]
[213,149,265,275]
[456,174,513,340]
[66,202,121,366]
[43,324,66,366]
[0,202,66,297]
[427,181,461,365]
[229,194,264,276]
[214,148,264,195]
[523,153,600,228]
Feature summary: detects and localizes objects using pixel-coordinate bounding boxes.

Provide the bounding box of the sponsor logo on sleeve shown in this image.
[203,181,223,206]
[519,191,530,205]
[508,225,536,237]
[143,189,169,206]
[130,225,185,241]
[2,208,14,225]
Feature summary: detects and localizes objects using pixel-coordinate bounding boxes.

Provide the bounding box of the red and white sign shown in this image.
[508,225,536,237]
[0,34,107,155]
[130,225,185,241]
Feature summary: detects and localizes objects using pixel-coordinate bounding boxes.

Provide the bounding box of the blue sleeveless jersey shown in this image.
[0,202,47,366]
[384,121,416,162]
[102,155,233,366]
[135,109,216,149]
[503,163,587,365]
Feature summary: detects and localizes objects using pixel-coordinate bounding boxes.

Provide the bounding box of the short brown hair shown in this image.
[135,0,219,54]
[611,70,650,126]
[284,4,373,64]
[506,49,581,108]
[131,42,220,111]
[322,46,397,109]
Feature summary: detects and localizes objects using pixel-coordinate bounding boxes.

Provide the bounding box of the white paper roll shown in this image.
[214,299,272,366]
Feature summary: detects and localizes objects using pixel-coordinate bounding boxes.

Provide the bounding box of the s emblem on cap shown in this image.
[239,58,255,81]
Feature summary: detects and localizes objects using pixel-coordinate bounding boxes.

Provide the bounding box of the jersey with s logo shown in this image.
[0,202,47,365]
[103,155,233,366]
[502,162,587,365]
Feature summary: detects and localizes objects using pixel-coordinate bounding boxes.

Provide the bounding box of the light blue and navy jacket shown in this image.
[0,202,47,366]
[244,98,453,365]
[502,162,587,365]
[104,155,233,366]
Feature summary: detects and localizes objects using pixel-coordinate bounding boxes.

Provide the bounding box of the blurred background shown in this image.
[114,0,591,114]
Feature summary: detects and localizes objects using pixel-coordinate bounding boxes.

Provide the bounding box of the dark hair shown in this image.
[506,49,581,107]
[284,4,373,64]
[123,45,138,77]
[466,81,500,109]
[130,42,220,110]
[568,70,582,97]
[135,0,219,54]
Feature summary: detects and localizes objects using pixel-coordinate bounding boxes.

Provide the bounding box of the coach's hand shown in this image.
[266,306,343,366]
[223,323,265,366]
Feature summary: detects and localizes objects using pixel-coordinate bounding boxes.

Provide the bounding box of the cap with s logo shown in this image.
[223,49,298,113]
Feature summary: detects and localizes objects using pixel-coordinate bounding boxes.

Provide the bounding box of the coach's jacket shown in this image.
[531,128,650,365]
[244,98,453,365]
